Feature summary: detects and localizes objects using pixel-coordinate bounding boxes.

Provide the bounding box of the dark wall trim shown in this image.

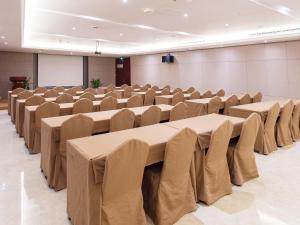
[83,56,88,88]
[33,53,38,89]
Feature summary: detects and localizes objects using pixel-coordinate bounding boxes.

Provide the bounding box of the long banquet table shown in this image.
[41,104,173,191]
[155,93,192,105]
[66,113,245,225]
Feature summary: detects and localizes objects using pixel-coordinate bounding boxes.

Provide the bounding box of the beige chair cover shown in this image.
[202,90,213,98]
[101,139,149,225]
[216,89,225,97]
[171,92,184,106]
[207,96,222,114]
[18,90,33,99]
[224,95,239,115]
[240,94,251,105]
[84,88,97,94]
[53,86,64,92]
[12,87,25,94]
[190,91,201,99]
[132,84,140,89]
[227,113,261,186]
[72,86,83,92]
[152,85,159,91]
[170,102,188,121]
[56,93,74,104]
[173,88,183,94]
[253,92,263,103]
[197,120,233,204]
[161,88,170,95]
[144,89,156,106]
[64,88,77,96]
[162,85,170,89]
[123,86,132,98]
[145,84,151,88]
[140,106,161,126]
[142,128,197,225]
[121,84,128,88]
[186,87,195,93]
[110,109,135,132]
[104,91,118,99]
[127,95,143,108]
[79,92,95,101]
[100,97,118,111]
[291,102,300,141]
[255,103,280,155]
[106,85,114,93]
[54,114,94,190]
[25,95,45,106]
[140,85,149,91]
[44,89,59,98]
[72,99,93,114]
[276,100,294,147]
[33,102,60,154]
[34,87,47,93]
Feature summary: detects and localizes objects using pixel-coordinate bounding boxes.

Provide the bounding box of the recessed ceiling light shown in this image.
[1,36,5,39]
[122,0,128,3]
[72,26,76,31]
[184,13,188,17]
[277,6,291,16]
[143,8,154,14]
[225,23,229,27]
[136,25,153,30]
[4,42,8,45]
[120,33,124,36]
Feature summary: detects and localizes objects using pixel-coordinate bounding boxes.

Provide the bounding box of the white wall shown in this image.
[88,57,115,87]
[131,40,300,100]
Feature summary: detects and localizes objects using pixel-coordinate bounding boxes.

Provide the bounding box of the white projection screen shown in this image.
[38,54,83,87]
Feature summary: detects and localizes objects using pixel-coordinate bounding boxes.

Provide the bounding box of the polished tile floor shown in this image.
[1,110,300,225]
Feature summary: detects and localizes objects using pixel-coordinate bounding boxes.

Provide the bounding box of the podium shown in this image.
[9,76,26,90]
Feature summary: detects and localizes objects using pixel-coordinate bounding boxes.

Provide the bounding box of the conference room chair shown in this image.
[123,86,132,98]
[161,88,170,95]
[186,87,195,93]
[79,92,95,101]
[255,103,280,155]
[253,92,263,103]
[33,102,60,154]
[190,91,201,100]
[169,102,188,121]
[171,92,184,106]
[151,85,159,91]
[145,83,152,89]
[239,94,251,105]
[44,89,59,98]
[83,87,97,94]
[223,95,239,115]
[72,86,83,92]
[109,109,135,132]
[54,114,94,191]
[291,102,300,141]
[207,96,222,114]
[12,87,25,95]
[227,113,261,186]
[25,95,45,106]
[106,84,114,93]
[173,88,183,94]
[142,128,197,225]
[64,88,77,96]
[144,89,156,106]
[34,87,47,94]
[101,139,149,224]
[202,90,213,98]
[121,84,128,89]
[104,91,118,99]
[127,95,143,108]
[140,105,161,126]
[53,86,64,92]
[140,85,149,92]
[276,100,294,147]
[17,90,34,99]
[99,96,118,111]
[56,93,74,104]
[72,99,93,114]
[197,120,233,204]
[132,84,140,89]
[216,89,225,97]
[163,85,171,90]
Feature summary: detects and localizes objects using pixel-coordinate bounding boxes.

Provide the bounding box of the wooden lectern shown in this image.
[9,76,26,90]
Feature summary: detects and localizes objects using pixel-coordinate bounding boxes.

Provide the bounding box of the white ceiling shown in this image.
[1,0,300,56]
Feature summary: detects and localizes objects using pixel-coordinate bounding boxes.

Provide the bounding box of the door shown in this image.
[115,57,131,86]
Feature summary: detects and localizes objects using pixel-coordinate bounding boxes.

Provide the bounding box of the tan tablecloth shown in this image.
[23,99,129,150]
[41,104,173,191]
[155,94,191,105]
[132,91,162,100]
[66,114,245,225]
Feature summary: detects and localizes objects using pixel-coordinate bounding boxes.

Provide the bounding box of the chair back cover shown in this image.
[100,97,118,111]
[79,92,95,101]
[253,92,263,103]
[140,105,161,126]
[239,94,251,105]
[12,87,25,94]
[25,95,45,106]
[84,88,97,94]
[161,88,170,95]
[72,99,93,114]
[44,89,59,98]
[34,87,47,94]
[17,90,33,99]
[53,86,64,92]
[64,88,77,96]
[110,109,135,132]
[170,102,188,121]
[190,91,201,99]
[132,84,140,89]
[127,95,143,108]
[216,89,225,97]
[207,96,222,114]
[151,85,159,91]
[123,86,132,98]
[104,91,118,99]
[291,102,300,141]
[173,88,183,94]
[101,139,149,225]
[224,95,239,115]
[171,92,184,106]
[202,90,213,98]
[144,89,156,106]
[56,93,74,104]
[277,100,294,146]
[186,87,195,93]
